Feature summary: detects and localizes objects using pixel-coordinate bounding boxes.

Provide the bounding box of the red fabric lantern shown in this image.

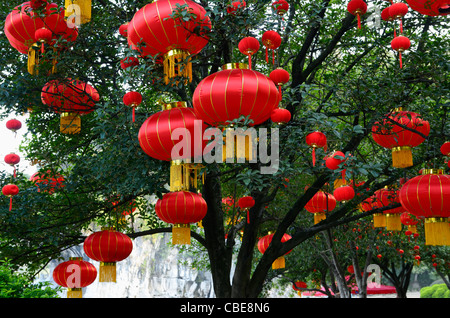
[306,131,327,166]
[272,0,289,16]
[389,2,408,33]
[400,211,419,233]
[227,0,246,14]
[374,187,405,231]
[372,109,429,168]
[120,56,139,69]
[333,185,355,202]
[193,63,280,126]
[155,191,207,245]
[4,153,20,178]
[347,0,368,29]
[123,91,142,122]
[127,0,211,84]
[381,6,394,22]
[406,0,449,16]
[41,78,99,134]
[270,68,290,98]
[257,232,292,269]
[238,196,255,223]
[440,141,450,156]
[391,35,411,68]
[6,119,22,132]
[238,37,260,70]
[30,170,65,194]
[83,228,133,282]
[34,28,53,53]
[271,108,291,124]
[52,257,97,298]
[305,191,336,224]
[262,30,281,64]
[325,151,346,172]
[399,169,450,245]
[119,23,128,37]
[2,184,19,211]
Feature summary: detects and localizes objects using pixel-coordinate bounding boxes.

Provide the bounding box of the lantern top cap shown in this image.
[421,169,444,175]
[101,226,115,231]
[222,63,249,70]
[69,257,82,261]
[162,101,187,110]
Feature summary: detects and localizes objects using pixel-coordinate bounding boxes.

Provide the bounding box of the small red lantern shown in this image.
[347,0,368,29]
[406,0,449,16]
[262,30,281,64]
[83,228,133,282]
[389,2,409,33]
[155,191,208,245]
[325,151,346,170]
[374,187,405,231]
[440,141,450,156]
[400,212,418,233]
[270,68,290,98]
[305,190,336,224]
[238,196,255,223]
[227,0,246,15]
[119,23,129,37]
[123,91,142,122]
[391,35,411,68]
[2,184,19,211]
[271,108,291,124]
[120,56,139,69]
[257,232,292,269]
[333,185,355,203]
[30,170,65,194]
[52,257,97,298]
[272,0,289,16]
[306,131,327,166]
[238,37,260,69]
[6,119,22,133]
[381,6,394,22]
[4,153,20,178]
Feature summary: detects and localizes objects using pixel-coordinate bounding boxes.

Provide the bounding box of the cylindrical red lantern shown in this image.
[155,191,207,245]
[2,184,19,211]
[238,37,260,70]
[391,35,411,68]
[347,0,368,29]
[262,30,281,64]
[306,131,327,166]
[52,257,97,298]
[399,169,450,245]
[83,228,133,282]
[271,108,291,124]
[406,0,449,16]
[123,91,142,122]
[333,185,355,203]
[305,190,336,224]
[257,232,292,269]
[272,0,289,16]
[6,119,22,132]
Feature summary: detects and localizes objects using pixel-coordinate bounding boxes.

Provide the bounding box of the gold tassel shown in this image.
[334,178,347,189]
[392,146,413,168]
[99,262,116,282]
[67,288,83,298]
[27,43,40,75]
[386,214,402,231]
[272,256,285,269]
[170,161,202,192]
[172,224,191,245]
[408,225,417,234]
[373,213,386,228]
[163,49,192,85]
[314,213,326,224]
[60,112,81,134]
[65,0,92,24]
[424,218,450,246]
[223,130,255,162]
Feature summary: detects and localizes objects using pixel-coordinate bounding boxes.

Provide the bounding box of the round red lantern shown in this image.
[4,153,20,178]
[119,23,128,37]
[123,91,142,122]
[391,35,411,68]
[30,170,65,194]
[262,30,281,64]
[227,0,246,15]
[272,0,289,16]
[389,2,409,33]
[2,184,19,211]
[271,108,291,124]
[406,0,449,16]
[374,187,405,231]
[34,27,53,53]
[372,108,429,168]
[270,68,290,98]
[83,228,133,282]
[257,232,292,269]
[440,141,450,156]
[193,63,280,126]
[120,56,139,69]
[381,6,394,21]
[347,0,368,29]
[155,191,207,245]
[325,151,346,170]
[333,185,355,203]
[6,119,22,132]
[238,37,260,70]
[305,190,336,224]
[306,131,327,166]
[52,257,97,298]
[401,212,419,233]
[127,0,211,84]
[292,281,307,297]
[238,196,255,223]
[399,169,450,245]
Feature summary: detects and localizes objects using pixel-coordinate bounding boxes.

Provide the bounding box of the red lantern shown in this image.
[292,281,307,297]
[4,153,20,178]
[155,191,207,245]
[238,37,260,70]
[391,35,411,68]
[34,27,53,53]
[262,30,281,64]
[30,0,48,10]
[83,228,133,282]
[306,131,327,166]
[52,257,97,298]
[120,56,139,69]
[238,196,255,223]
[333,185,355,202]
[193,63,280,126]
[305,191,336,224]
[270,68,290,98]
[127,0,211,84]
[325,151,345,170]
[389,2,409,33]
[119,23,128,37]
[400,212,418,233]
[381,6,394,22]
[30,170,65,194]
[399,169,450,245]
[227,0,246,14]
[6,119,22,133]
[123,91,142,122]
[2,184,19,211]
[440,141,450,156]
[372,108,429,168]
[406,0,449,16]
[257,232,292,269]
[347,0,368,29]
[41,78,99,134]
[272,0,289,16]
[374,187,405,231]
[271,108,291,125]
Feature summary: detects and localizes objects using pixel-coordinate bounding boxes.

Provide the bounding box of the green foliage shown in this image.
[420,284,450,298]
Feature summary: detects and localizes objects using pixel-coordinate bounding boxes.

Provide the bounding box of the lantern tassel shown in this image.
[173,224,191,245]
[99,262,116,282]
[399,18,403,34]
[132,107,135,123]
[272,50,275,65]
[272,256,285,269]
[312,147,316,166]
[265,47,269,63]
[386,214,402,231]
[399,51,403,68]
[13,167,16,178]
[67,288,83,298]
[408,225,417,234]
[314,213,326,224]
[392,147,412,168]
[9,197,13,211]
[357,14,361,29]
[424,218,450,246]
[373,213,386,228]
[247,209,250,224]
[248,56,252,70]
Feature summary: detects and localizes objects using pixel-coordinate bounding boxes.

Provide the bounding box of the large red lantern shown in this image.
[391,35,411,68]
[83,228,133,282]
[372,108,430,168]
[41,79,99,134]
[306,131,327,166]
[155,191,207,245]
[305,190,336,224]
[262,30,281,64]
[406,0,450,16]
[52,257,97,298]
[2,184,19,211]
[193,63,280,126]
[399,169,450,246]
[30,170,65,194]
[347,0,368,29]
[257,232,292,269]
[238,37,260,70]
[127,0,211,84]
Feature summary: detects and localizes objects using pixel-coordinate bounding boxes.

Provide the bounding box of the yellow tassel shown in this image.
[314,213,326,224]
[392,146,413,168]
[424,218,450,246]
[386,214,402,231]
[99,262,116,282]
[272,256,285,269]
[223,130,255,162]
[163,49,192,85]
[27,44,40,75]
[373,213,386,228]
[170,161,202,192]
[65,0,92,24]
[172,224,191,245]
[67,288,83,298]
[60,112,81,134]
[408,225,417,234]
[334,178,347,189]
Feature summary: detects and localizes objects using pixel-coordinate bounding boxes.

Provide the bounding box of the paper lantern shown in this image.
[389,2,408,33]
[272,0,289,16]
[271,108,291,124]
[238,37,260,70]
[262,30,281,64]
[30,170,65,194]
[83,228,133,282]
[333,185,355,203]
[155,191,207,245]
[123,91,142,123]
[65,0,91,25]
[406,0,450,16]
[127,0,211,84]
[391,35,411,68]
[306,131,327,166]
[257,232,292,269]
[305,190,336,224]
[325,151,345,170]
[347,0,368,29]
[52,257,97,298]
[372,108,429,168]
[400,211,418,233]
[238,196,255,223]
[2,184,19,211]
[6,119,22,132]
[270,68,290,98]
